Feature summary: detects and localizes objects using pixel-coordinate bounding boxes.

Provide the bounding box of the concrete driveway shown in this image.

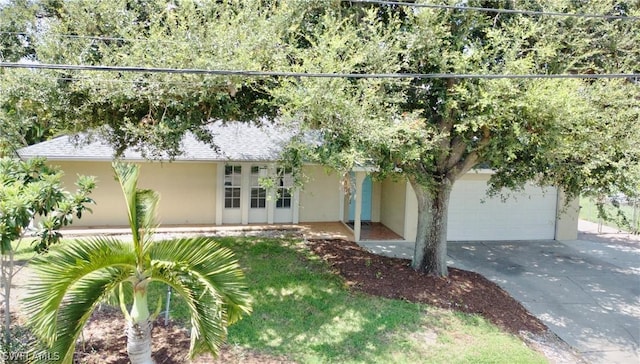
[447,221,640,364]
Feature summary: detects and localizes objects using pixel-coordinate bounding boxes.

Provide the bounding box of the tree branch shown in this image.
[445,136,466,170]
[437,78,458,151]
[448,126,491,180]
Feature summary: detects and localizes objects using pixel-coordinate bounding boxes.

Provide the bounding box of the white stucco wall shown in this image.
[49,160,578,241]
[379,178,406,237]
[555,189,580,240]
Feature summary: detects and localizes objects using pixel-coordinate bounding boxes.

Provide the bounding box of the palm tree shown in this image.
[24,162,252,363]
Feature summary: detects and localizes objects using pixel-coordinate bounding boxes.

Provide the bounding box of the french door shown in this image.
[222,165,242,224]
[248,166,268,223]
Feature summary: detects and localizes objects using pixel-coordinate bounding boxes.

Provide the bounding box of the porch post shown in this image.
[292,188,300,224]
[267,164,275,225]
[241,163,249,225]
[354,172,366,242]
[338,179,345,222]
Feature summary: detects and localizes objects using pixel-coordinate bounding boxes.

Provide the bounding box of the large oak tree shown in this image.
[273,1,640,276]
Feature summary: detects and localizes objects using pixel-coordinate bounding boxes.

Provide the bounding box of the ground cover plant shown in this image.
[69,235,549,363]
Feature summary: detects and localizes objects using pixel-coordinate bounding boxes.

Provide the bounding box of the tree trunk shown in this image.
[1,251,12,346]
[410,178,453,277]
[127,283,154,364]
[126,319,154,364]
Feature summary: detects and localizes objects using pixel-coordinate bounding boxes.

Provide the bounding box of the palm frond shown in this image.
[135,188,160,249]
[113,162,161,258]
[151,265,227,357]
[149,237,252,357]
[112,161,140,244]
[23,237,136,364]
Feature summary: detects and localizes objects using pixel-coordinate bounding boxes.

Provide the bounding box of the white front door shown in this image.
[219,163,297,225]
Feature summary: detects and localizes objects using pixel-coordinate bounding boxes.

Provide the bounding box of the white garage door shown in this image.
[447,180,557,241]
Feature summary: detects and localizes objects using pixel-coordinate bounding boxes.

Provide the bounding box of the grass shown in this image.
[9,239,39,263]
[150,236,546,364]
[580,196,638,232]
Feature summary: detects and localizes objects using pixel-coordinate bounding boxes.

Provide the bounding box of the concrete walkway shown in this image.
[362,221,639,364]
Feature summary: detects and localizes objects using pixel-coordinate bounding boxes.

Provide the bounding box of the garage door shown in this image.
[447,180,557,240]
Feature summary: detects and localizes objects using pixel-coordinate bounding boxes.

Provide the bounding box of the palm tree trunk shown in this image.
[127,283,154,364]
[127,319,154,364]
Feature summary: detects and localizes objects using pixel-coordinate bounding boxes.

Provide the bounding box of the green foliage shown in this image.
[26,237,136,362]
[1,0,290,157]
[2,0,638,275]
[487,78,640,202]
[273,5,406,175]
[0,157,95,253]
[0,1,59,156]
[0,0,38,62]
[268,0,640,199]
[24,162,251,363]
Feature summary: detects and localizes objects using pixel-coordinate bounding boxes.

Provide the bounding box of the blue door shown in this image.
[348,175,372,221]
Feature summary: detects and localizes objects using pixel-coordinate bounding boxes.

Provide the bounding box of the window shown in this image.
[276,167,293,209]
[250,166,267,209]
[276,187,291,208]
[224,165,241,208]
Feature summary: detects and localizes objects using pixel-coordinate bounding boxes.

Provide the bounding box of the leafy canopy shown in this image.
[1,0,292,156]
[274,1,640,200]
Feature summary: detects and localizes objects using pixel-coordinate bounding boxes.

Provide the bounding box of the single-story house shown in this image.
[17,123,579,242]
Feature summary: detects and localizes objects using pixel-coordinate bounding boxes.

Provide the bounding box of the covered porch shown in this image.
[57,221,403,243]
[341,169,413,243]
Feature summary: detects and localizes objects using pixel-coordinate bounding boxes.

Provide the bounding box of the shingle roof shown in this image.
[18,123,294,162]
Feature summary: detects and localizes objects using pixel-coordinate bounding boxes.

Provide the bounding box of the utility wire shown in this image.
[346,0,640,21]
[0,31,184,45]
[33,76,228,87]
[0,62,637,80]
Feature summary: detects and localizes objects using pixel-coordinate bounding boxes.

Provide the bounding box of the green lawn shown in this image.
[580,196,638,232]
[148,236,546,364]
[10,238,39,262]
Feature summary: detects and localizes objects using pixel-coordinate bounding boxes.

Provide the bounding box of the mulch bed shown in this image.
[306,238,547,335]
[75,307,292,364]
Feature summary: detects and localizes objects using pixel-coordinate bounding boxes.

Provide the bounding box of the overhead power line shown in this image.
[0,31,183,45]
[346,0,640,21]
[1,62,637,80]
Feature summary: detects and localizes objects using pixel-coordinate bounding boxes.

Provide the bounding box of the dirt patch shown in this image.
[74,307,293,364]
